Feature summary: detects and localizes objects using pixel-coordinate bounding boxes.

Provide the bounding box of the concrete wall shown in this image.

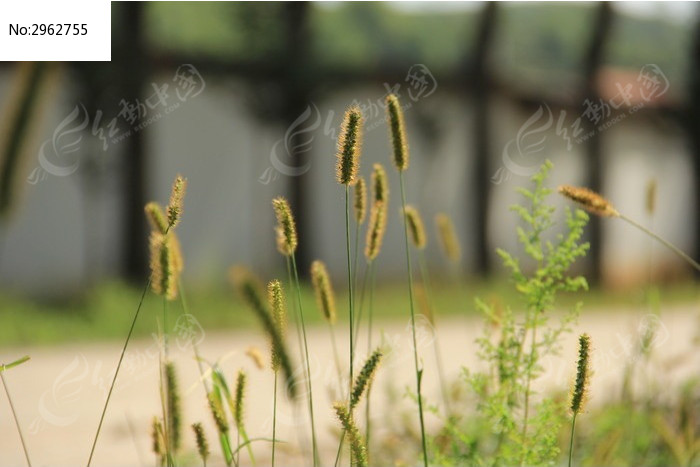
[0,70,694,293]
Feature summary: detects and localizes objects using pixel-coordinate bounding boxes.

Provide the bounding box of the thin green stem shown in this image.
[334,261,374,467]
[353,220,361,304]
[236,422,241,467]
[160,299,174,467]
[284,256,313,462]
[219,431,234,467]
[366,263,376,356]
[1,371,32,467]
[568,413,577,467]
[345,185,355,405]
[238,407,256,465]
[519,320,538,467]
[272,371,278,467]
[87,277,152,467]
[177,278,210,394]
[345,185,357,467]
[163,298,169,358]
[619,214,700,272]
[329,324,345,399]
[399,173,429,467]
[285,257,307,385]
[333,432,345,467]
[352,262,371,351]
[417,252,451,416]
[364,263,376,461]
[290,253,319,467]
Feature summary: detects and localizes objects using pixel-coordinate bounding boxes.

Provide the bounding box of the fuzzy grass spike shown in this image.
[336,106,363,186]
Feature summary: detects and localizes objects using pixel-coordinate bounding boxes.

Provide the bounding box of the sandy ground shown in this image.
[1,303,698,466]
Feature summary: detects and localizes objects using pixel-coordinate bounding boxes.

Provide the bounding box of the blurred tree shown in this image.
[281,2,313,274]
[0,62,51,218]
[581,2,614,282]
[471,2,498,276]
[688,15,700,276]
[114,2,149,283]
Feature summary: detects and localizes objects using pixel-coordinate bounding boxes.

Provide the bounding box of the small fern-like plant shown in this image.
[450,161,589,467]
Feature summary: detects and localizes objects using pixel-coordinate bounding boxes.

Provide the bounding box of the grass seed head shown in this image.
[336,106,363,185]
[403,205,427,250]
[365,201,387,261]
[232,267,297,398]
[145,202,168,234]
[558,185,619,217]
[191,423,209,463]
[149,232,179,300]
[435,213,461,263]
[570,333,592,415]
[267,280,288,372]
[386,94,408,171]
[272,197,298,256]
[208,391,228,434]
[165,361,182,451]
[167,175,187,228]
[234,370,246,428]
[646,179,657,216]
[151,416,165,459]
[311,260,337,324]
[371,163,389,204]
[245,346,265,370]
[354,176,367,224]
[351,349,383,409]
[333,402,368,467]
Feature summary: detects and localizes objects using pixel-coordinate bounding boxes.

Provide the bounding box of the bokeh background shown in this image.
[0,2,698,297]
[1,3,700,466]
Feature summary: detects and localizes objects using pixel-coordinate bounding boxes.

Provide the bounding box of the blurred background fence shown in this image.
[0,2,698,295]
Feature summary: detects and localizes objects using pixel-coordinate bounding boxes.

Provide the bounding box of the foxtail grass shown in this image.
[164,362,182,453]
[435,213,461,265]
[233,370,255,466]
[271,197,319,466]
[207,387,233,466]
[355,164,389,344]
[333,403,368,467]
[192,423,209,467]
[568,334,591,467]
[88,175,186,467]
[245,347,265,370]
[558,184,700,272]
[336,107,363,428]
[344,176,388,467]
[232,267,296,399]
[152,416,166,466]
[350,349,382,410]
[334,349,382,466]
[267,280,287,467]
[1,356,32,467]
[386,93,429,467]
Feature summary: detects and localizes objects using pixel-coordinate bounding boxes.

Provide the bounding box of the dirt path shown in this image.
[1,303,698,466]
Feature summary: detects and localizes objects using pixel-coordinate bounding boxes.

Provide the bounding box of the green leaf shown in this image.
[0,355,30,372]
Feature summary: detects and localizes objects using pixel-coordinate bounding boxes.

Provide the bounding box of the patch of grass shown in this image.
[0,277,696,348]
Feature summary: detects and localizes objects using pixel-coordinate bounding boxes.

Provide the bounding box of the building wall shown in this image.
[0,71,694,294]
